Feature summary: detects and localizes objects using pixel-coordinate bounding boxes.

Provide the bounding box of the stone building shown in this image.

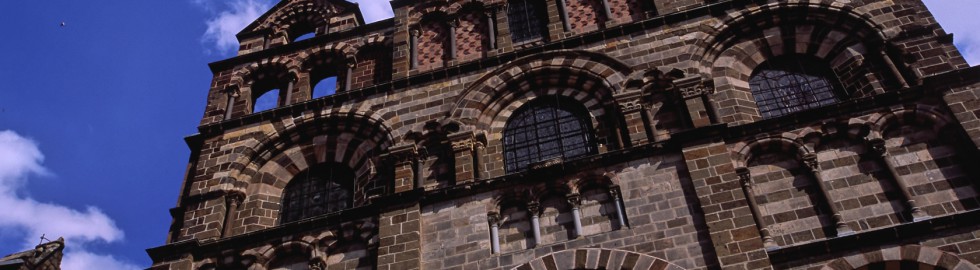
[146,0,980,269]
[0,238,65,270]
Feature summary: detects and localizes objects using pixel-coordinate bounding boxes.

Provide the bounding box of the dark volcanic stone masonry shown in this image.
[146,0,980,269]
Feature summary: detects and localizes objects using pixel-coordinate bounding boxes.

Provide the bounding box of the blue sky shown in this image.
[0,1,975,269]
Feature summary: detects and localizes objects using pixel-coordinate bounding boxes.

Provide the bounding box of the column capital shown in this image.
[383,144,418,163]
[487,211,501,225]
[735,167,751,187]
[676,77,715,99]
[802,153,820,172]
[224,190,245,207]
[566,193,581,207]
[608,185,622,199]
[526,201,540,215]
[868,138,887,156]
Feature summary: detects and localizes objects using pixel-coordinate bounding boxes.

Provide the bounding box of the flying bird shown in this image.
[60,22,66,27]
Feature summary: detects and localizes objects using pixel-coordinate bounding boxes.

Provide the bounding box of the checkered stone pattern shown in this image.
[455,10,487,62]
[418,21,447,72]
[884,124,979,217]
[564,0,605,34]
[607,0,645,23]
[816,139,906,231]
[748,151,831,247]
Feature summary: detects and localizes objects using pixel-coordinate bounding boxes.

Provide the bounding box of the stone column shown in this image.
[409,28,420,70]
[487,212,501,254]
[449,131,477,184]
[484,9,497,50]
[224,89,238,120]
[385,144,419,193]
[869,138,929,221]
[555,0,572,32]
[527,202,541,247]
[448,19,458,60]
[802,153,855,236]
[283,77,295,106]
[344,64,354,91]
[615,90,651,146]
[220,191,244,238]
[676,76,717,128]
[567,193,584,238]
[599,0,613,22]
[736,167,777,250]
[609,186,627,228]
[473,140,487,180]
[880,50,910,88]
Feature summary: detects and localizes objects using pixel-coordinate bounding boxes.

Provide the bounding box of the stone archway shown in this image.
[820,245,979,270]
[512,248,684,270]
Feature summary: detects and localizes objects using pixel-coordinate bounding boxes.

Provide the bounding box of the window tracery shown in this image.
[281,163,355,224]
[503,96,596,172]
[749,55,843,118]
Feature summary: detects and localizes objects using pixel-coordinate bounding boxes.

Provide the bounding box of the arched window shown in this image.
[503,96,597,173]
[253,88,282,113]
[507,0,546,44]
[749,55,845,118]
[280,163,355,224]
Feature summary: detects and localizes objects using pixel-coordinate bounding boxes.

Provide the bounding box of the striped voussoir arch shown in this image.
[512,248,685,270]
[230,111,394,205]
[301,42,357,69]
[450,50,631,132]
[820,245,980,270]
[262,1,331,37]
[230,56,302,92]
[690,2,895,124]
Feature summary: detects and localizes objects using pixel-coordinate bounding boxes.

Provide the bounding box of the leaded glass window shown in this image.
[507,0,546,44]
[749,55,844,118]
[280,163,354,224]
[503,96,597,173]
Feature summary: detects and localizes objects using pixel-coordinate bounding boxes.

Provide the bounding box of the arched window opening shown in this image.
[310,57,346,98]
[503,96,597,173]
[749,55,845,118]
[294,32,315,42]
[856,261,947,270]
[507,0,546,44]
[280,163,355,224]
[268,254,308,270]
[287,23,317,43]
[312,76,338,98]
[253,89,281,113]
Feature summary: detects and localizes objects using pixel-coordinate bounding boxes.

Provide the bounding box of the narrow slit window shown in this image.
[507,0,546,44]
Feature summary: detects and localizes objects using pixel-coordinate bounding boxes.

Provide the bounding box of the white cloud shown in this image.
[0,130,136,270]
[198,0,273,55]
[350,0,394,23]
[923,0,980,66]
[62,250,141,270]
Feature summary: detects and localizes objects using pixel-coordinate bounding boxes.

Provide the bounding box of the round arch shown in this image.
[820,245,980,270]
[511,248,685,270]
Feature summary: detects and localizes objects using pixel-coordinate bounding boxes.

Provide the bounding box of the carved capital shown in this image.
[868,138,887,156]
[487,211,501,225]
[383,144,418,163]
[672,75,715,99]
[526,201,540,215]
[448,131,477,152]
[802,153,819,172]
[308,258,326,270]
[566,193,581,207]
[608,185,622,199]
[735,167,751,188]
[409,28,421,37]
[618,99,644,112]
[224,191,245,207]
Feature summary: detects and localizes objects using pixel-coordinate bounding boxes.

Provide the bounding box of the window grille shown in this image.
[280,163,354,224]
[749,55,844,118]
[503,96,596,172]
[507,0,545,43]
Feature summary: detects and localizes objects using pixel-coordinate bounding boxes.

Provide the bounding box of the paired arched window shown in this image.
[503,96,597,173]
[280,163,355,224]
[507,0,547,43]
[749,55,844,118]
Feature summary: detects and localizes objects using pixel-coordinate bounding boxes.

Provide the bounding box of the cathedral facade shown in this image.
[146,0,980,269]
